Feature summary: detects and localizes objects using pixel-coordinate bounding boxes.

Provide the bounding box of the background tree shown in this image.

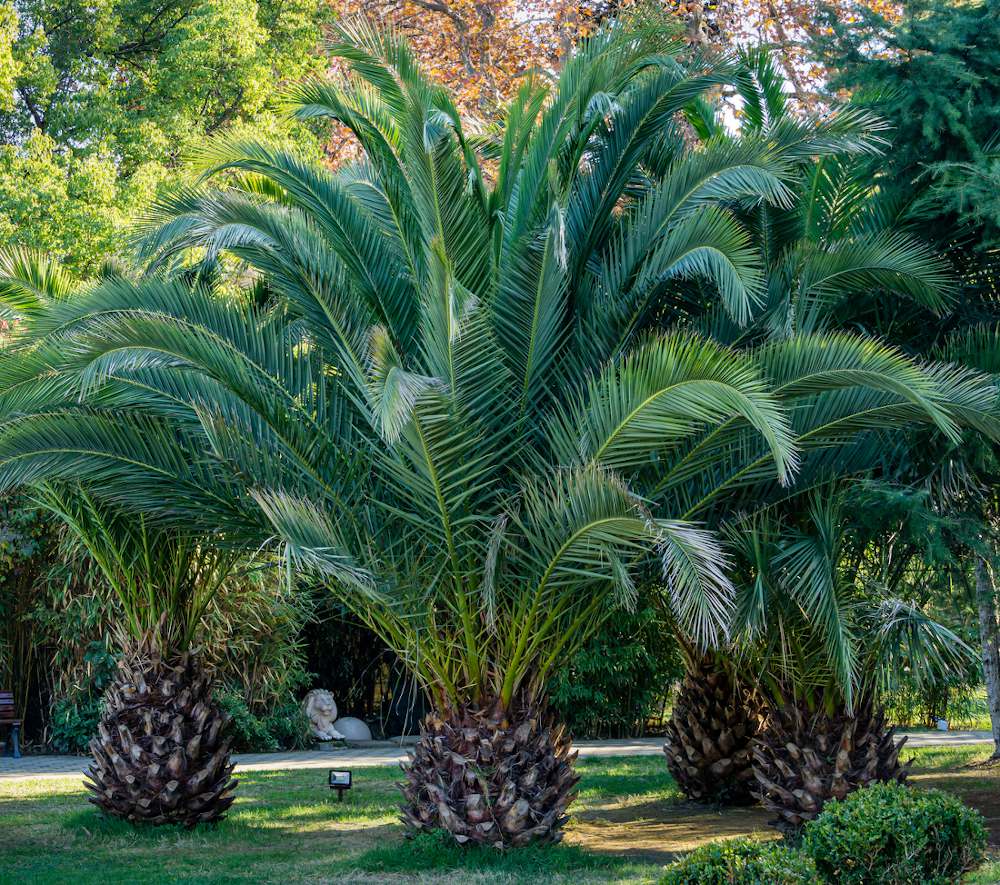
[337,0,565,115]
[548,593,682,739]
[812,0,1000,258]
[331,0,907,121]
[0,492,54,734]
[0,0,330,274]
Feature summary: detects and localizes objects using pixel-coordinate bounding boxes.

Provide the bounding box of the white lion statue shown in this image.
[303,689,345,741]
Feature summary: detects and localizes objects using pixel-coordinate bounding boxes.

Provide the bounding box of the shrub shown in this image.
[215,690,311,752]
[48,692,105,754]
[659,837,821,885]
[46,639,118,753]
[547,600,681,738]
[262,699,313,750]
[802,782,987,885]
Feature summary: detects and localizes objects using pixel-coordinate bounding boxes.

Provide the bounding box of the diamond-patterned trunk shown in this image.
[400,698,579,848]
[751,694,910,832]
[85,639,237,826]
[662,656,763,805]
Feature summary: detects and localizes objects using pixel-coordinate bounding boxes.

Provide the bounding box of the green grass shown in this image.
[0,749,997,884]
[965,859,1000,885]
[0,757,670,884]
[908,744,989,770]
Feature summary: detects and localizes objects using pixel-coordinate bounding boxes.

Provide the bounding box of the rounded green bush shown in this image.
[659,837,821,885]
[801,782,987,885]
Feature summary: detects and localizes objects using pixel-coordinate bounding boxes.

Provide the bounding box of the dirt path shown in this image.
[568,797,773,864]
[564,759,1000,864]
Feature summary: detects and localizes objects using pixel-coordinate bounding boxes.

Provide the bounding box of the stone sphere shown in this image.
[333,716,373,741]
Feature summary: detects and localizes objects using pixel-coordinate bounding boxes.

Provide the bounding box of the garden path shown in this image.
[0,731,991,781]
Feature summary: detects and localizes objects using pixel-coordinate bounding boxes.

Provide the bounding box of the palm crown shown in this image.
[2,18,999,847]
[0,19,996,715]
[679,48,985,703]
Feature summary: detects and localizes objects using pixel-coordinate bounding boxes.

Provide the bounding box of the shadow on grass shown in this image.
[353,829,635,877]
[61,799,396,834]
[55,781,402,859]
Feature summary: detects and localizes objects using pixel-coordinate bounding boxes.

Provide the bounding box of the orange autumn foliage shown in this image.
[323,0,899,142]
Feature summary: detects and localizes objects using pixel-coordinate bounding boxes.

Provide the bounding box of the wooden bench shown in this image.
[1,690,21,758]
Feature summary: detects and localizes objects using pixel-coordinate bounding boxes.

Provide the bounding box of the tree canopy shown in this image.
[812,0,1000,258]
[0,0,330,273]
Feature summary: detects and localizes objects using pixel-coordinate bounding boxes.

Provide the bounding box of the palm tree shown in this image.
[0,21,995,846]
[0,252,239,827]
[660,47,979,805]
[717,54,999,819]
[935,325,1000,758]
[661,643,765,804]
[39,491,240,826]
[723,491,973,831]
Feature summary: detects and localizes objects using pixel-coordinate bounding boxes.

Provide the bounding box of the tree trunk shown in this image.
[662,655,763,805]
[684,2,709,47]
[86,637,237,825]
[400,697,579,848]
[974,556,1000,758]
[751,694,910,833]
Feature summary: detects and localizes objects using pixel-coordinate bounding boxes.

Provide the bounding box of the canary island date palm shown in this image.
[0,21,996,847]
[659,45,967,804]
[36,487,238,826]
[723,492,975,831]
[0,254,240,827]
[717,54,986,823]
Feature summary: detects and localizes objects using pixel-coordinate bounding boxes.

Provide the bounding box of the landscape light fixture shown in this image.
[328,769,352,801]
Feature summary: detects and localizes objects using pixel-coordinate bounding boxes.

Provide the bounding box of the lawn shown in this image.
[1,749,998,884]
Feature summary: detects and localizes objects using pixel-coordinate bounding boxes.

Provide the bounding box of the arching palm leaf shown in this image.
[0,18,996,847]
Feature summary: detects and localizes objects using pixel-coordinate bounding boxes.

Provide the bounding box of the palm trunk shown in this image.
[974,556,1000,759]
[85,635,236,825]
[752,693,910,833]
[662,654,763,805]
[400,696,579,848]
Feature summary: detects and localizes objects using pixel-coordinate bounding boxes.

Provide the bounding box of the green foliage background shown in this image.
[813,0,1000,260]
[547,601,681,738]
[0,0,331,274]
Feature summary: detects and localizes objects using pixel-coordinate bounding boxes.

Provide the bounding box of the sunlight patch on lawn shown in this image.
[3,749,999,884]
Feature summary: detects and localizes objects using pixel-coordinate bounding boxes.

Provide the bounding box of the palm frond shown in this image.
[0,247,76,318]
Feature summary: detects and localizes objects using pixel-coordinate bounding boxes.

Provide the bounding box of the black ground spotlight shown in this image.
[328,769,352,801]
